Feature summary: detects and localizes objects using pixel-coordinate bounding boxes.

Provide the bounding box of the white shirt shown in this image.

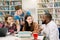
[41,20,59,40]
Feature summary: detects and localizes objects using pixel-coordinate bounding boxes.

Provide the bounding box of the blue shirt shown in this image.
[26,11,31,15]
[14,11,31,21]
[14,15,20,20]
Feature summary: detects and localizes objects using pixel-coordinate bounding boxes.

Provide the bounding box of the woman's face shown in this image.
[26,16,33,24]
[7,17,14,24]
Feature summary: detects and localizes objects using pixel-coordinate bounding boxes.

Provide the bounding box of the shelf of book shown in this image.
[37,0,60,27]
[0,0,22,15]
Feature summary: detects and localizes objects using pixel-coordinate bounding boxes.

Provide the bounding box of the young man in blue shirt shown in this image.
[14,6,31,31]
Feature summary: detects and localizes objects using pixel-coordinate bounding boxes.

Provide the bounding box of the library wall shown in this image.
[22,0,38,22]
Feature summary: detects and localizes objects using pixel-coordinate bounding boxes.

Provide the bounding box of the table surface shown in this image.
[0,35,19,40]
[0,35,44,40]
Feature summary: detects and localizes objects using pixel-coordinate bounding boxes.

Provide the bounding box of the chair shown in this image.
[58,28,60,39]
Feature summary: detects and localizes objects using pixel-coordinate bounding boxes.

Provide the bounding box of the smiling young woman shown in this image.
[22,15,42,34]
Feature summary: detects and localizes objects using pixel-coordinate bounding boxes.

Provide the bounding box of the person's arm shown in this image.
[33,23,43,34]
[22,26,25,31]
[40,24,46,36]
[16,20,20,32]
[14,15,20,32]
[20,20,25,25]
[33,23,39,33]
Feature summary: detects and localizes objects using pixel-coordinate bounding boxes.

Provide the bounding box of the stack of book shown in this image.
[17,31,32,38]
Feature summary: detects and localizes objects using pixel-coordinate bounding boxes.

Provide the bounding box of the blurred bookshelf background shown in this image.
[37,0,60,27]
[0,0,22,21]
[0,0,60,27]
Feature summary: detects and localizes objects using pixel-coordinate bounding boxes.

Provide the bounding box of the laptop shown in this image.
[0,28,8,37]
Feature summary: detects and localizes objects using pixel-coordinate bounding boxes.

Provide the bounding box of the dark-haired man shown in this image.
[41,13,59,40]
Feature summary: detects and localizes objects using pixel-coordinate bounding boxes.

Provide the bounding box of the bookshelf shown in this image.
[0,0,22,16]
[0,0,22,21]
[37,0,60,27]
